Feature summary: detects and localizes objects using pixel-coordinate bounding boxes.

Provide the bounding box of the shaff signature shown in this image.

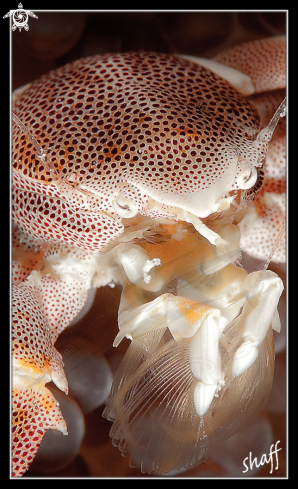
[242,440,282,474]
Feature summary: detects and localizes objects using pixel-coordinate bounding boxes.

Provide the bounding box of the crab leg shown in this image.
[116,290,228,416]
[214,36,286,264]
[11,225,103,476]
[189,318,225,417]
[213,36,286,94]
[12,282,68,477]
[232,270,284,378]
[240,91,286,263]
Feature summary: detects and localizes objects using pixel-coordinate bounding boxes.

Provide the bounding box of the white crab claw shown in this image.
[194,382,218,417]
[232,270,284,378]
[232,340,259,378]
[189,310,227,416]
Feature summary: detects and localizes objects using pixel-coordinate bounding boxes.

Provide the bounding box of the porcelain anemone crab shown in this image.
[12,35,286,476]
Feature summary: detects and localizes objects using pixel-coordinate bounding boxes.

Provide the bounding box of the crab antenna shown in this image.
[262,222,286,272]
[12,111,61,182]
[256,97,286,144]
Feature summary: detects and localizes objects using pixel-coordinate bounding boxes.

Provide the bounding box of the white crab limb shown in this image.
[118,246,150,285]
[166,299,228,341]
[115,293,227,344]
[183,212,227,248]
[193,383,219,418]
[189,308,227,416]
[129,155,238,248]
[117,246,163,289]
[178,264,248,324]
[232,270,284,378]
[144,188,236,222]
[143,197,236,251]
[114,293,170,346]
[115,292,228,416]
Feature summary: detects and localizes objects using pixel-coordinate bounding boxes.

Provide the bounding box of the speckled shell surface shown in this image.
[12,52,264,251]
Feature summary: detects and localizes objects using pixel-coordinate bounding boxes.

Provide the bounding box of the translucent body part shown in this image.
[104,322,275,474]
[103,217,283,474]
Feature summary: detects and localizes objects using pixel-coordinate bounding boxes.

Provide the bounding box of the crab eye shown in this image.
[113,193,139,218]
[236,162,257,190]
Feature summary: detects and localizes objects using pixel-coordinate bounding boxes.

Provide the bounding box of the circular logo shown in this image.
[12,8,29,31]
